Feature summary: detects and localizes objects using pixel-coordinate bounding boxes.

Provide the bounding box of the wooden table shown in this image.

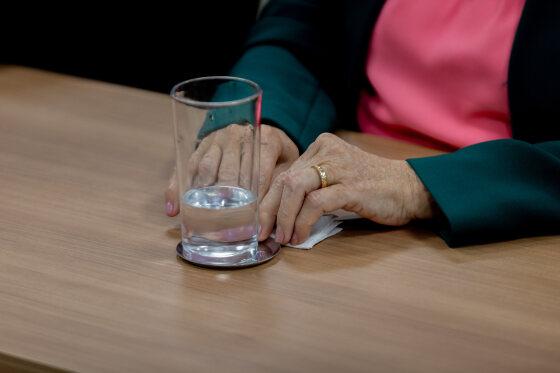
[1,66,559,373]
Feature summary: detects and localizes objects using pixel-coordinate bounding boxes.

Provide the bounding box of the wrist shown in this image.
[402,161,436,220]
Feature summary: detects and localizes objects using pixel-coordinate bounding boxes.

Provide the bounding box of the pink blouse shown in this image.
[357,1,526,151]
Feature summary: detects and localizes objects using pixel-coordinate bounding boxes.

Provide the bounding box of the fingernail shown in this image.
[275,227,284,243]
[290,233,298,245]
[165,201,174,215]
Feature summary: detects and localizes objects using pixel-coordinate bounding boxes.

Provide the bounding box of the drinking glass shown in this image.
[171,77,280,268]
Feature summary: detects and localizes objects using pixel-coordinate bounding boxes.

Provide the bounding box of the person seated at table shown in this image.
[166,0,560,247]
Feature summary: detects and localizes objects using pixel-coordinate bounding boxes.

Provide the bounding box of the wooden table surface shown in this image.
[1,66,559,373]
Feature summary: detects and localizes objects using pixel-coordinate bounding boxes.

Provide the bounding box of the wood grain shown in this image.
[1,66,559,373]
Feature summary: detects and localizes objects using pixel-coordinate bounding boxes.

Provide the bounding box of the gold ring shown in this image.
[312,165,328,189]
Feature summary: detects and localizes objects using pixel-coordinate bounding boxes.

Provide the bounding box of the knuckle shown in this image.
[261,124,273,136]
[276,207,291,223]
[283,172,300,191]
[228,123,244,136]
[200,134,213,146]
[306,191,322,208]
[317,132,334,144]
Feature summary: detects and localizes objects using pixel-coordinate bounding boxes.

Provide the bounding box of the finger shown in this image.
[258,170,287,241]
[186,134,214,188]
[195,144,222,187]
[217,140,241,186]
[257,162,291,235]
[257,142,281,202]
[239,140,253,190]
[291,184,350,245]
[296,132,332,163]
[256,161,290,234]
[274,166,324,244]
[167,133,214,215]
[271,162,291,183]
[165,169,180,217]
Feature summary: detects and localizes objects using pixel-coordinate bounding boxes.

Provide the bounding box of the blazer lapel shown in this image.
[342,0,386,129]
[508,0,560,142]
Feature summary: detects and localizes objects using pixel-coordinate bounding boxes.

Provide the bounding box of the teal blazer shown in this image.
[229,0,560,246]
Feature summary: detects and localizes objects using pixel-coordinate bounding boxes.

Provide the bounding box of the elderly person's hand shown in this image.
[165,124,299,216]
[258,133,437,245]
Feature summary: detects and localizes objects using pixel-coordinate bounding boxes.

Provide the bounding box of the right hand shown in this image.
[165,124,299,217]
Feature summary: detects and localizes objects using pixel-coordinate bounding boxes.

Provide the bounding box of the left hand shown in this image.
[258,133,436,245]
[165,124,298,217]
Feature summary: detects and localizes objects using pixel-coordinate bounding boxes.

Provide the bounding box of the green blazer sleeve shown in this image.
[228,0,337,150]
[231,0,560,247]
[407,140,560,247]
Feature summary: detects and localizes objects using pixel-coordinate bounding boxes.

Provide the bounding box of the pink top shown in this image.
[357,1,526,151]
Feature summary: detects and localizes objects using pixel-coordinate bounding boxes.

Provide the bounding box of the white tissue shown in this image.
[272,210,361,249]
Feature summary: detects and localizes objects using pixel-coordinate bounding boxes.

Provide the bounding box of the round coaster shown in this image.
[176,238,281,268]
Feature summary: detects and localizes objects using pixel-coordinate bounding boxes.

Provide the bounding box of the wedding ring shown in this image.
[311,165,328,189]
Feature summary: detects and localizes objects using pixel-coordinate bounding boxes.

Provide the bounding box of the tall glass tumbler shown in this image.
[171,77,280,268]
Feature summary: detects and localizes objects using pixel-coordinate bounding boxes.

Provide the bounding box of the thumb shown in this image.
[165,170,180,217]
